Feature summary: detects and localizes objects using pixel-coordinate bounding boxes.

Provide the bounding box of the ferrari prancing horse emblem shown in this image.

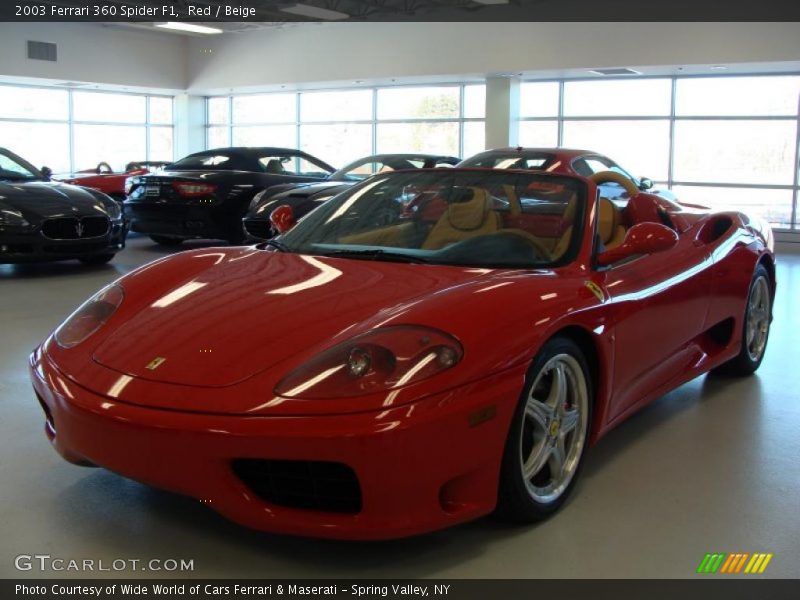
[145,357,167,370]
[584,281,605,302]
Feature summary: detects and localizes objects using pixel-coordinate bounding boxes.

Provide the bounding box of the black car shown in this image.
[242,153,459,241]
[0,148,127,265]
[124,147,335,246]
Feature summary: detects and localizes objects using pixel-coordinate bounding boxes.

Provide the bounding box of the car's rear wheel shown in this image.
[715,264,772,376]
[497,337,592,522]
[149,235,184,247]
[79,253,115,265]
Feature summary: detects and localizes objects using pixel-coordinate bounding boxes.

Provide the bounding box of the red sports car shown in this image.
[459,147,677,203]
[57,161,170,201]
[30,168,775,540]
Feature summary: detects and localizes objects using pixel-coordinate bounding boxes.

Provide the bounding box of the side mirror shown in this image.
[270,204,296,234]
[40,166,53,180]
[639,177,654,190]
[597,222,678,267]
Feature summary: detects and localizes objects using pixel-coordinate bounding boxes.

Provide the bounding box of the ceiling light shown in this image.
[280,4,349,20]
[589,68,642,76]
[472,0,510,4]
[156,22,223,34]
[710,65,728,70]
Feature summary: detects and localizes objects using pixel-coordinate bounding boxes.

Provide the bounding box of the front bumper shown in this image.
[0,221,126,263]
[30,349,523,540]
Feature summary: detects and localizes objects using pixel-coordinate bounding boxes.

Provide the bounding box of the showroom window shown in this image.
[207,83,485,167]
[0,84,174,174]
[518,75,800,229]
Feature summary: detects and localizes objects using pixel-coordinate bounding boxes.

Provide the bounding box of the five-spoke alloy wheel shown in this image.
[498,336,592,521]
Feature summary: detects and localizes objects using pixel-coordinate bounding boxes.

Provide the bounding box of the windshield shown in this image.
[0,150,41,182]
[332,156,437,182]
[277,170,586,269]
[459,152,558,171]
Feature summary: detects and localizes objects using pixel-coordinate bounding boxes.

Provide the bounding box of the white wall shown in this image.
[0,23,187,92]
[187,22,800,93]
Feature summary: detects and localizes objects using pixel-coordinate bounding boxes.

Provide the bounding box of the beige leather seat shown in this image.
[550,196,626,260]
[599,197,626,250]
[422,187,501,250]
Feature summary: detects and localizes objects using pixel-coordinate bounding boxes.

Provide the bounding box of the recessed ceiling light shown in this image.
[710,65,728,70]
[156,22,223,34]
[280,4,349,20]
[589,67,642,76]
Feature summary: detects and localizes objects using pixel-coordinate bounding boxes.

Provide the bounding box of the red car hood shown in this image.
[92,249,492,388]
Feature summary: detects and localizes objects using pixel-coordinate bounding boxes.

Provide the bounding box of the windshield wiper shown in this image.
[265,239,291,252]
[322,249,428,264]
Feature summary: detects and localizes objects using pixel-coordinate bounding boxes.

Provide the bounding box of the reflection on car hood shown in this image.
[92,249,497,389]
[0,181,109,218]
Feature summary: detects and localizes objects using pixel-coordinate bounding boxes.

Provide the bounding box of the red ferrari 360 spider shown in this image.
[30,168,775,539]
[57,161,170,201]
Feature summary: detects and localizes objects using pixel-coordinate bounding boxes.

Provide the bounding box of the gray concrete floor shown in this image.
[1,236,798,579]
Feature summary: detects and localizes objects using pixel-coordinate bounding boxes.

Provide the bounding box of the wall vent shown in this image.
[27,41,57,62]
[589,68,641,76]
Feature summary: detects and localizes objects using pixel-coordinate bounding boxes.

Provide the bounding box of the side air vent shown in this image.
[590,67,641,76]
[27,41,57,62]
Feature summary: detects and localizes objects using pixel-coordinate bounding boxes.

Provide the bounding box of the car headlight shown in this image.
[274,325,462,399]
[54,284,124,349]
[103,200,122,220]
[0,206,29,227]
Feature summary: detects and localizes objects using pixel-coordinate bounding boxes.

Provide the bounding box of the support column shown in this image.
[173,94,206,158]
[484,76,521,150]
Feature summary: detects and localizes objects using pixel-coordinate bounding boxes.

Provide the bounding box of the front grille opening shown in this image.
[35,392,56,440]
[232,459,362,514]
[42,216,110,240]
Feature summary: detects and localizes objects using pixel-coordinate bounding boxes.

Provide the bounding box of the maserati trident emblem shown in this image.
[75,220,84,238]
[145,357,167,370]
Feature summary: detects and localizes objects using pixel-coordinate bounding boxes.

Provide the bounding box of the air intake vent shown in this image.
[589,67,641,76]
[27,41,57,62]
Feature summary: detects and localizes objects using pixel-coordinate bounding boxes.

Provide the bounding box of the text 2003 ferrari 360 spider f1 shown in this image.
[30,168,774,539]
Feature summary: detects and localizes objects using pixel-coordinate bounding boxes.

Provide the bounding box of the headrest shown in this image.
[598,197,619,244]
[264,159,284,174]
[446,187,490,231]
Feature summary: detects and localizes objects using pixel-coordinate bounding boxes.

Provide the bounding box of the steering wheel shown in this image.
[590,170,640,198]
[96,162,113,174]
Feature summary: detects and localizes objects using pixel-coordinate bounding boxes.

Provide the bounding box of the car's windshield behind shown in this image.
[459,152,558,171]
[278,170,586,269]
[0,151,40,181]
[332,157,436,182]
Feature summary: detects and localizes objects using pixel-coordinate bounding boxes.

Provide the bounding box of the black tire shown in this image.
[714,263,772,376]
[79,253,115,265]
[496,336,593,523]
[149,235,184,247]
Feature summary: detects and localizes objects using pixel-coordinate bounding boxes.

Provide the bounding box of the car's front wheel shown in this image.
[497,336,592,522]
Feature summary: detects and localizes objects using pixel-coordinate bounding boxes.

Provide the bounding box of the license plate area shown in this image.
[145,185,161,197]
